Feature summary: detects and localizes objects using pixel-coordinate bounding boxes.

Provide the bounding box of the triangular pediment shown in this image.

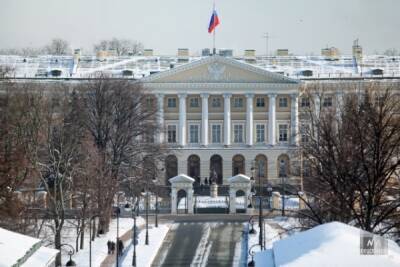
[228,174,251,183]
[142,56,299,84]
[169,174,195,184]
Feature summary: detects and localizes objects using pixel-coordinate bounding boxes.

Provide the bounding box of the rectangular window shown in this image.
[211,97,221,107]
[233,97,244,108]
[167,125,176,143]
[300,124,310,143]
[301,97,310,107]
[256,124,265,143]
[279,124,288,142]
[323,97,332,107]
[256,97,265,107]
[233,124,244,143]
[211,124,221,143]
[167,97,177,108]
[279,97,288,108]
[189,97,199,108]
[189,124,199,143]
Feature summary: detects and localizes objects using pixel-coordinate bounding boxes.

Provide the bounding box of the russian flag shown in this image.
[208,10,220,33]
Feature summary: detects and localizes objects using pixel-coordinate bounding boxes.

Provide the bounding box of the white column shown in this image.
[157,94,164,143]
[246,93,254,146]
[201,93,209,147]
[313,94,320,119]
[178,93,187,146]
[268,94,277,145]
[291,93,299,145]
[223,93,232,146]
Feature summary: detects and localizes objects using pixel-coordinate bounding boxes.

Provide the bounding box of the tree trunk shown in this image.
[80,218,85,249]
[55,226,62,267]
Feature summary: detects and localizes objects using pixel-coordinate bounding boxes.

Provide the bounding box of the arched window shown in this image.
[165,155,178,185]
[187,155,201,182]
[232,154,245,176]
[277,154,290,177]
[255,154,268,183]
[210,154,223,184]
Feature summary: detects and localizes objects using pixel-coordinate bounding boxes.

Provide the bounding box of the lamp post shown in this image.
[248,215,257,235]
[89,214,100,267]
[60,243,76,266]
[115,192,124,267]
[247,243,261,267]
[124,200,139,267]
[252,161,263,250]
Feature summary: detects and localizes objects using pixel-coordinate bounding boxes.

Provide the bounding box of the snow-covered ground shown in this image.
[120,224,170,267]
[34,217,144,266]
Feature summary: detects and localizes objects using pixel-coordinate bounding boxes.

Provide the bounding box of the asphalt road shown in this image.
[152,222,246,267]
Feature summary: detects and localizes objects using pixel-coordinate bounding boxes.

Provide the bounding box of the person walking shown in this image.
[107,240,112,254]
[118,239,124,256]
[111,241,115,254]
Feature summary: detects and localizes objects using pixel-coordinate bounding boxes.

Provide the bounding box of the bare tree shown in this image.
[78,76,166,232]
[0,82,45,232]
[298,82,400,237]
[45,38,70,55]
[93,38,143,56]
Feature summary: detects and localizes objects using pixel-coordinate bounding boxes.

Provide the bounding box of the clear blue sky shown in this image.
[1,0,399,55]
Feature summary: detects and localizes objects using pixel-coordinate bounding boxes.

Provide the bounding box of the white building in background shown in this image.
[142,55,303,186]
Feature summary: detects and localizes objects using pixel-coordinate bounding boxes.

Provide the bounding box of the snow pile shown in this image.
[0,227,58,267]
[255,222,400,267]
[120,224,170,267]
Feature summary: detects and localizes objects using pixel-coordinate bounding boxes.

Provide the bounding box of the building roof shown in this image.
[228,174,251,183]
[0,227,58,267]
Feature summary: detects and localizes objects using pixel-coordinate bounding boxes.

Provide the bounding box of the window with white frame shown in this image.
[256,124,266,143]
[279,124,288,142]
[256,97,265,107]
[301,97,310,107]
[189,124,200,144]
[189,97,199,108]
[323,97,332,107]
[167,97,177,108]
[167,125,177,143]
[233,124,244,143]
[233,97,244,108]
[211,97,221,107]
[211,124,222,143]
[300,124,310,143]
[279,97,288,108]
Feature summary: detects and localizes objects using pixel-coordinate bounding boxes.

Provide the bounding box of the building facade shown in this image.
[142,56,303,186]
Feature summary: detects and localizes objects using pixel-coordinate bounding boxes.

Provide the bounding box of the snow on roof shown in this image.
[168,173,195,183]
[0,227,58,267]
[228,174,251,183]
[22,246,58,267]
[255,221,400,267]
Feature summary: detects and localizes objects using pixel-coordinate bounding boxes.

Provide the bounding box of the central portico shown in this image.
[143,55,301,186]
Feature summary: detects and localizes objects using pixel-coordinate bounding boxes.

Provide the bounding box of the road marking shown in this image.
[190,224,211,267]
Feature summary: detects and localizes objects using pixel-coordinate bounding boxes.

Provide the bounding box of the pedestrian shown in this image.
[118,239,124,256]
[107,240,111,254]
[111,241,115,254]
[204,177,208,186]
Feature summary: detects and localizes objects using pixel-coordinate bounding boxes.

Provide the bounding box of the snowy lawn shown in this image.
[49,217,144,266]
[119,224,170,267]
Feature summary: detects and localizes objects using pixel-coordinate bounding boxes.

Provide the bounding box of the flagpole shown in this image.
[213,1,216,55]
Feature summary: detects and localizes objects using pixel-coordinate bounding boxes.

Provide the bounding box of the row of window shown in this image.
[166,123,290,144]
[166,96,334,109]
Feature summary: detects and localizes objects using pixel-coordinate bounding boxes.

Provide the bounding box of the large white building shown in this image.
[142,55,303,186]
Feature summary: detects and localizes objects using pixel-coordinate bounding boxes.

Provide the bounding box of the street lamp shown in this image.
[115,192,124,266]
[247,243,261,267]
[89,214,100,267]
[252,161,263,250]
[60,243,76,267]
[124,201,139,267]
[152,175,158,228]
[248,216,257,235]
